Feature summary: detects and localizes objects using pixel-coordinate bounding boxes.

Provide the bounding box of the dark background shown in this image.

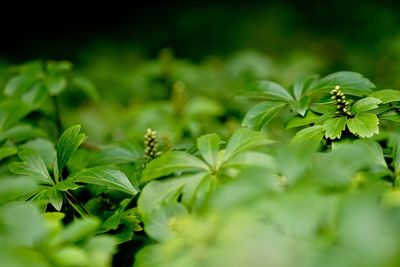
[2,0,400,62]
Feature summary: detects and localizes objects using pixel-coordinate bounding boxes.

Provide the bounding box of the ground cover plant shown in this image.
[2,57,400,267]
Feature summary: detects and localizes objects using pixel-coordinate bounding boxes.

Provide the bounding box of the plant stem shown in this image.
[52,95,63,137]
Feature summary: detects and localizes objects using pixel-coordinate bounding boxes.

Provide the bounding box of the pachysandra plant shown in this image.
[4,57,400,267]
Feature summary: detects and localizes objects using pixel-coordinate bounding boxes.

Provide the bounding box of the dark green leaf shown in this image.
[307,71,375,96]
[56,125,87,180]
[72,166,138,196]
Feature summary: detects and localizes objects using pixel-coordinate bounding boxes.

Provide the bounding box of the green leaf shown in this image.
[0,177,39,205]
[0,202,46,246]
[134,245,164,267]
[242,101,286,130]
[379,111,400,123]
[144,201,188,242]
[21,138,56,170]
[222,151,276,169]
[351,97,382,113]
[72,76,99,101]
[0,142,17,161]
[369,89,400,104]
[313,143,374,187]
[21,82,47,108]
[72,166,138,196]
[323,117,347,139]
[310,102,337,115]
[56,125,87,180]
[347,113,379,138]
[138,179,185,219]
[224,128,273,161]
[4,74,37,96]
[142,151,209,182]
[47,187,63,211]
[0,100,31,131]
[89,145,141,166]
[392,137,400,179]
[242,81,294,101]
[56,217,100,244]
[44,75,67,95]
[292,74,318,100]
[354,140,387,168]
[197,133,221,169]
[307,71,375,96]
[46,60,73,74]
[288,96,310,116]
[285,111,320,129]
[291,125,325,145]
[9,150,54,185]
[0,123,46,142]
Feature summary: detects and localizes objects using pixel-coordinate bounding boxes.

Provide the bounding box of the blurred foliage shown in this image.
[3,2,400,266]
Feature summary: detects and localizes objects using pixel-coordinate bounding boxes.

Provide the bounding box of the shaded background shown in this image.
[2,0,400,144]
[2,0,400,67]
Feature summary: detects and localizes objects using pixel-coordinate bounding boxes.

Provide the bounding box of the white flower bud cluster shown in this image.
[330,85,352,117]
[144,128,160,160]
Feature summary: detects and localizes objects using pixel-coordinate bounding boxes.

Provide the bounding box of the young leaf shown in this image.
[56,125,87,179]
[142,151,209,182]
[9,150,54,185]
[323,117,347,139]
[347,113,379,138]
[291,125,325,145]
[72,166,138,196]
[351,97,382,113]
[307,71,375,96]
[242,101,286,130]
[197,133,221,170]
[369,89,400,104]
[242,81,294,102]
[224,128,273,161]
